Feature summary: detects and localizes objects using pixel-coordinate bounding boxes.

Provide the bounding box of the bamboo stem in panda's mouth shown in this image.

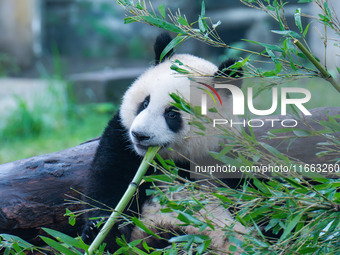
[86,146,161,255]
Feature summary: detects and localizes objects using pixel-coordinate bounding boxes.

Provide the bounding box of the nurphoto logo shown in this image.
[194,81,312,128]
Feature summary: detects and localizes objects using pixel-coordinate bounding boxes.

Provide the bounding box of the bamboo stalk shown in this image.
[294,39,340,93]
[86,146,160,255]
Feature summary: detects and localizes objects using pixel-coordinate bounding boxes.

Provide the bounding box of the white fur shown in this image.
[120,53,247,252]
[131,193,247,254]
[120,53,238,161]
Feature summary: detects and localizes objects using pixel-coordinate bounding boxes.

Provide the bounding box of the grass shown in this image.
[0,109,112,164]
[0,76,119,164]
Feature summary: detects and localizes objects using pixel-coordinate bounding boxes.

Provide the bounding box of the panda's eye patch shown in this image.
[136,95,150,115]
[165,106,182,133]
[166,108,179,119]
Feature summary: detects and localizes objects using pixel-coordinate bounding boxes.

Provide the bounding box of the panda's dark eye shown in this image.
[143,98,149,109]
[167,110,178,119]
[136,95,150,115]
[165,106,182,133]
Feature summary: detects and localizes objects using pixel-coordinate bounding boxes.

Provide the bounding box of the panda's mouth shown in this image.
[134,142,170,155]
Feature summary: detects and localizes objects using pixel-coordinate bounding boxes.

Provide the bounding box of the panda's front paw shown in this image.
[81,219,102,245]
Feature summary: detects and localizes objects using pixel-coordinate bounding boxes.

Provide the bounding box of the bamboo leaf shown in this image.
[160,35,187,62]
[294,8,303,33]
[292,128,312,137]
[177,16,189,26]
[40,237,81,255]
[0,234,34,249]
[259,142,290,162]
[158,3,166,19]
[42,228,87,250]
[303,22,311,38]
[243,39,284,52]
[140,16,184,34]
[278,213,303,242]
[131,217,161,238]
[271,30,301,38]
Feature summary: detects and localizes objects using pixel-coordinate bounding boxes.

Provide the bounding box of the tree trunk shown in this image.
[0,138,99,244]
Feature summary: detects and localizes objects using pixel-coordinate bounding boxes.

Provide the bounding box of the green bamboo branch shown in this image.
[294,39,340,93]
[86,146,160,255]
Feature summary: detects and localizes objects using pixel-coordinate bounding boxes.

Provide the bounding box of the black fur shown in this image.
[136,95,150,115]
[81,35,246,251]
[82,113,146,250]
[164,106,182,133]
[215,58,243,78]
[82,112,189,251]
[154,32,173,64]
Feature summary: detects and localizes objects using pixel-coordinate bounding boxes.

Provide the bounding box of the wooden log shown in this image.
[0,107,338,244]
[0,138,99,244]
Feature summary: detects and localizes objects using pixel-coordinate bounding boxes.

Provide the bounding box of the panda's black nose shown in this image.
[131,131,150,141]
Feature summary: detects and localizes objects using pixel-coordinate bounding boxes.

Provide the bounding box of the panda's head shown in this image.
[120,33,243,162]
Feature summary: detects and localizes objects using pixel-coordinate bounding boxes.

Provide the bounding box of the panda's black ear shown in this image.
[154,32,173,65]
[214,58,243,89]
[215,58,243,78]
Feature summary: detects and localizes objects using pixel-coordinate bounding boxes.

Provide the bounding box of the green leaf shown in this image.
[170,64,190,74]
[40,237,80,255]
[131,217,161,239]
[320,117,340,132]
[0,234,34,249]
[266,48,281,74]
[140,16,184,34]
[266,49,279,64]
[42,228,87,250]
[65,209,76,226]
[243,39,284,52]
[196,238,211,254]
[282,177,308,190]
[271,30,301,38]
[201,1,206,17]
[294,8,303,33]
[229,245,237,252]
[324,2,332,17]
[117,0,132,6]
[124,16,139,24]
[298,0,313,3]
[144,174,174,183]
[228,55,250,69]
[135,2,144,10]
[283,39,297,71]
[262,70,277,77]
[298,247,319,254]
[292,128,312,137]
[160,35,187,62]
[169,234,210,243]
[198,1,208,33]
[177,211,204,226]
[278,213,303,242]
[259,142,290,162]
[158,3,166,19]
[212,193,233,203]
[177,16,189,26]
[303,22,311,38]
[191,120,206,131]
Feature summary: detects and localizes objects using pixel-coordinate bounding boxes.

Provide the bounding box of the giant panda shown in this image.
[82,33,246,253]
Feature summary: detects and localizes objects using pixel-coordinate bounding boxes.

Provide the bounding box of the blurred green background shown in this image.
[0,0,339,164]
